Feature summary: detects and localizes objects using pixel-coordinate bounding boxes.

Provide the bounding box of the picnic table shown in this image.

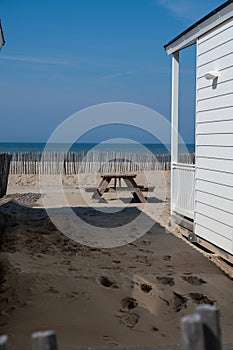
[92,173,149,203]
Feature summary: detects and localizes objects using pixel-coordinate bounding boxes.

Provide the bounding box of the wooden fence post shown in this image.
[0,335,8,350]
[196,304,222,350]
[181,313,205,350]
[31,330,57,350]
[0,153,12,198]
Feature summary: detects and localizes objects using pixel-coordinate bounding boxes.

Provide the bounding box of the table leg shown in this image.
[124,178,147,203]
[92,177,111,199]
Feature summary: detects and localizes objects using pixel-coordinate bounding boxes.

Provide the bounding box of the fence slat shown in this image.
[0,153,12,198]
[32,330,57,350]
[181,313,205,350]
[0,336,8,350]
[196,304,222,350]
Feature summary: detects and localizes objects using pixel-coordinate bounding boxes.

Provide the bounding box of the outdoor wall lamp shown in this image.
[204,71,219,80]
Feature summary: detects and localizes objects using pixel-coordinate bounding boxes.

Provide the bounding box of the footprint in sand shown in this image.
[142,240,151,245]
[102,251,111,256]
[89,248,100,252]
[121,297,138,310]
[103,335,111,341]
[163,255,171,261]
[99,276,118,288]
[151,326,159,333]
[182,276,207,286]
[118,312,140,328]
[139,248,151,253]
[0,322,7,327]
[156,276,175,286]
[112,260,121,264]
[47,286,59,294]
[189,293,214,305]
[102,335,118,346]
[118,296,140,328]
[140,283,152,293]
[170,292,188,312]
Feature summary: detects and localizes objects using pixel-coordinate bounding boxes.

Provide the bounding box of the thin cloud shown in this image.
[98,71,134,81]
[0,54,76,66]
[156,0,217,22]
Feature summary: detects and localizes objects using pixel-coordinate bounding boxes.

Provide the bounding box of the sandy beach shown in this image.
[0,171,233,349]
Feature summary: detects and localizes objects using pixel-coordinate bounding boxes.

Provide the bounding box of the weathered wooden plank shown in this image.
[0,335,8,350]
[171,213,194,232]
[92,178,111,199]
[32,330,57,350]
[181,313,205,350]
[124,177,147,203]
[101,173,137,178]
[196,304,222,350]
[0,153,12,198]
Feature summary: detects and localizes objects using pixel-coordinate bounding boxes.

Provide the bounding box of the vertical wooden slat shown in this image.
[0,335,8,350]
[181,313,205,350]
[0,153,12,198]
[31,330,57,350]
[196,304,222,350]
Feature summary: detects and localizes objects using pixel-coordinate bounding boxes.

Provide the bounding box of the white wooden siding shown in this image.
[196,168,233,186]
[198,20,233,53]
[197,54,233,77]
[197,80,233,100]
[197,134,233,147]
[196,202,233,226]
[196,179,233,201]
[197,66,233,88]
[196,120,233,134]
[195,18,233,255]
[195,225,232,253]
[196,213,232,239]
[196,191,233,214]
[198,39,233,67]
[197,94,233,111]
[196,106,233,122]
[196,157,233,174]
[196,146,233,160]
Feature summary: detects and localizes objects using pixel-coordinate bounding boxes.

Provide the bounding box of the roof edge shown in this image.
[164,0,233,52]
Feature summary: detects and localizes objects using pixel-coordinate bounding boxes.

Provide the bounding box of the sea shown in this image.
[0,143,195,155]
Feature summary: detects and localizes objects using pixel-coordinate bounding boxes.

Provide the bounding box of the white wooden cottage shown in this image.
[164,0,233,262]
[0,21,5,50]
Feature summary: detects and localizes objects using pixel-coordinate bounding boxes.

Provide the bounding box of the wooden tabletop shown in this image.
[101,173,137,178]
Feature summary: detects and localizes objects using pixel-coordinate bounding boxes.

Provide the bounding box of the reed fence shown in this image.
[0,305,225,350]
[8,151,195,175]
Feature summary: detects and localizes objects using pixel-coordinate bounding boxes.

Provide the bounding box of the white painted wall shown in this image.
[195,18,233,255]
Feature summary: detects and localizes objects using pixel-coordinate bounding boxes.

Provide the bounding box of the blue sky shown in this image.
[0,0,225,143]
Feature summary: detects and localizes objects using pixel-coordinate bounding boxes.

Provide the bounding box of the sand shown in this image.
[0,172,233,350]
